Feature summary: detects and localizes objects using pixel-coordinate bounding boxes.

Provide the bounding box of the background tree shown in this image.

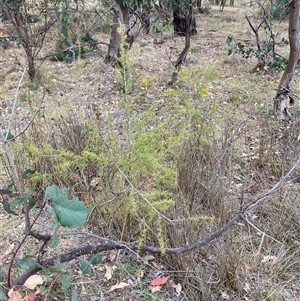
[274,0,300,120]
[0,0,56,79]
[104,0,133,65]
[105,0,198,64]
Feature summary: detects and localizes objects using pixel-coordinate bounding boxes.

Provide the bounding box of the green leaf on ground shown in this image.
[0,289,6,300]
[22,169,36,179]
[78,258,92,275]
[16,258,39,270]
[88,254,103,266]
[60,271,72,292]
[71,289,78,301]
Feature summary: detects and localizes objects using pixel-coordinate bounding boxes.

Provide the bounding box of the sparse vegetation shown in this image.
[1,2,300,301]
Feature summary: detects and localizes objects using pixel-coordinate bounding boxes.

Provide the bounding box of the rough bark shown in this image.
[104,0,133,65]
[274,0,300,120]
[173,6,197,36]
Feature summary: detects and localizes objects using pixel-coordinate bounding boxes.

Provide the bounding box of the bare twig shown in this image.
[6,67,27,137]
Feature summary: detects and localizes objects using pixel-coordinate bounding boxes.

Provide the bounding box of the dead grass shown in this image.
[1,3,300,301]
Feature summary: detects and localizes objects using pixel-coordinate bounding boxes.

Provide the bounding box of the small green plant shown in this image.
[226,35,288,73]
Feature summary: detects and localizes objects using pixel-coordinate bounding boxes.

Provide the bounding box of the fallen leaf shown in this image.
[244,263,256,272]
[90,177,101,187]
[244,282,250,292]
[5,243,15,255]
[104,265,117,280]
[152,261,163,270]
[24,293,36,301]
[35,287,40,295]
[151,276,169,286]
[109,251,117,262]
[261,255,276,263]
[151,285,162,293]
[7,289,22,301]
[173,283,182,296]
[143,254,155,261]
[109,282,129,292]
[23,275,43,289]
[221,291,229,299]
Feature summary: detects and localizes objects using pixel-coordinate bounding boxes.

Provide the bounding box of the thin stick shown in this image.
[6,67,27,138]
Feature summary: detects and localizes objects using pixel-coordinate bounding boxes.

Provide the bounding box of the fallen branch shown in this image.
[11,157,300,287]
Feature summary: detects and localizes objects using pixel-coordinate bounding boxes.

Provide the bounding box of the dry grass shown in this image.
[1,3,300,301]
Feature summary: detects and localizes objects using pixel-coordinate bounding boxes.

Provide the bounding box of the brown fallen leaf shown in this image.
[109,282,129,292]
[23,275,43,289]
[151,285,162,293]
[7,289,22,301]
[173,283,182,296]
[104,265,117,280]
[152,261,163,270]
[109,251,117,262]
[244,263,257,272]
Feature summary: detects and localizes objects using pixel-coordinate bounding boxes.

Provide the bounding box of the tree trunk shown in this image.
[0,0,36,79]
[173,7,197,36]
[170,1,193,85]
[196,0,205,13]
[274,0,300,120]
[104,0,133,66]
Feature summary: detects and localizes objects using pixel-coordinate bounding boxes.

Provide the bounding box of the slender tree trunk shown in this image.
[104,0,133,65]
[170,1,193,85]
[274,0,300,120]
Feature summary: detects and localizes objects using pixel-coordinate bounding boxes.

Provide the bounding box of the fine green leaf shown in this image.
[71,289,78,301]
[0,188,13,195]
[45,185,91,228]
[1,199,17,215]
[2,131,15,141]
[16,258,38,270]
[46,263,68,273]
[78,258,92,275]
[22,169,36,179]
[61,26,68,38]
[11,196,29,210]
[47,204,60,247]
[88,254,102,266]
[60,271,72,292]
[0,289,6,300]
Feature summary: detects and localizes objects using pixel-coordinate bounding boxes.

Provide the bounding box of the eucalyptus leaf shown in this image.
[11,196,28,210]
[78,258,92,275]
[45,185,91,228]
[0,289,6,301]
[22,169,36,179]
[1,199,17,215]
[71,289,78,301]
[60,271,72,292]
